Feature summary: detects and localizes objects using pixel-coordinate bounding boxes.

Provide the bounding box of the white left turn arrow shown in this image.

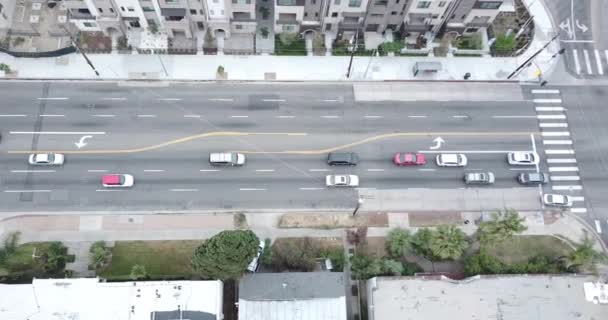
[75,135,93,149]
[429,137,445,150]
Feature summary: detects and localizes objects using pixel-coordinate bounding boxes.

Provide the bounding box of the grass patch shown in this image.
[484,235,572,265]
[274,33,306,56]
[4,243,51,272]
[100,240,202,280]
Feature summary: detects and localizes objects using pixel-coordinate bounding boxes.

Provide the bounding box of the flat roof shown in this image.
[367,275,608,320]
[0,278,223,320]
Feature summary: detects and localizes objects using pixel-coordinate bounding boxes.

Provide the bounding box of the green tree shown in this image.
[429,225,469,260]
[89,241,111,270]
[478,209,527,245]
[270,238,317,272]
[562,236,607,272]
[385,228,411,258]
[350,254,382,280]
[43,242,68,273]
[130,264,147,280]
[260,238,273,267]
[191,230,259,280]
[464,252,505,276]
[494,33,516,54]
[380,258,404,276]
[410,228,435,259]
[320,247,345,272]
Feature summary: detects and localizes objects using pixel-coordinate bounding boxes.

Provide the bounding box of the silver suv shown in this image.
[464,172,495,185]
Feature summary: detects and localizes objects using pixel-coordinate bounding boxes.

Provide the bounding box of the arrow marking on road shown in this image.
[575,20,588,33]
[75,135,93,149]
[429,137,445,150]
[559,19,573,39]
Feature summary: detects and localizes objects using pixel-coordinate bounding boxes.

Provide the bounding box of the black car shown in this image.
[327,152,359,166]
[517,172,549,185]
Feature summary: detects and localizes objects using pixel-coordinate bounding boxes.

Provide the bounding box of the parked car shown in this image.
[102,174,134,188]
[28,153,65,166]
[326,175,359,187]
[209,152,246,166]
[507,152,539,165]
[247,240,265,272]
[393,152,426,166]
[518,172,549,185]
[543,194,573,207]
[436,153,468,167]
[327,152,359,166]
[464,172,495,185]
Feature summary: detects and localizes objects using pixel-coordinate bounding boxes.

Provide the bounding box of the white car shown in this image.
[102,174,134,188]
[543,194,573,208]
[326,175,359,187]
[28,153,65,166]
[247,240,265,272]
[436,153,467,167]
[507,152,539,165]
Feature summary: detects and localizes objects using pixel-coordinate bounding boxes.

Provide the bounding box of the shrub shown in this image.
[270,238,317,272]
[494,33,516,55]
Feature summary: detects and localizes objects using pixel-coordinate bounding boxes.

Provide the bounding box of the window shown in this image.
[142,6,154,11]
[127,7,135,12]
[83,22,97,27]
[304,12,308,17]
[120,6,125,11]
[438,1,446,7]
[278,0,297,5]
[128,20,140,27]
[396,0,400,3]
[334,0,340,4]
[98,8,103,13]
[391,11,397,15]
[474,1,502,9]
[416,1,431,8]
[315,12,318,17]
[348,0,361,7]
[190,9,196,14]
[282,25,295,32]
[432,14,439,18]
[109,8,114,13]
[200,9,204,14]
[232,0,251,4]
[210,9,215,14]
[235,24,243,29]
[371,13,383,17]
[331,12,337,17]
[197,21,204,29]
[374,0,387,5]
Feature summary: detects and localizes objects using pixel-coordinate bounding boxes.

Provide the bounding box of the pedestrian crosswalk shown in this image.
[531,88,586,214]
[567,48,608,76]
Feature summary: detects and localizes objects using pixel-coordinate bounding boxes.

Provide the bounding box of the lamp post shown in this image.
[352,198,364,217]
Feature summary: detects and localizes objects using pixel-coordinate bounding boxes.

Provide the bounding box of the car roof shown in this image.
[35,154,50,161]
[513,152,532,160]
[102,175,120,184]
[441,154,458,162]
[329,152,355,160]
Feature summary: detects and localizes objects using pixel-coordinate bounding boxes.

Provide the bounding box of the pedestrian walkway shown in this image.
[565,46,608,77]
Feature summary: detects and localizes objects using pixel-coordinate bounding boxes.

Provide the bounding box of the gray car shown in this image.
[327,152,359,166]
[518,172,549,185]
[464,172,495,185]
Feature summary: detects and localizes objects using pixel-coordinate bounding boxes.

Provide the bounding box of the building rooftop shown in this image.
[0,278,222,320]
[367,275,608,320]
[238,272,347,320]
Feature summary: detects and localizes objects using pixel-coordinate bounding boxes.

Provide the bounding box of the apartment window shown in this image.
[348,0,361,7]
[120,6,125,11]
[190,9,197,14]
[127,7,135,12]
[235,24,243,29]
[331,12,337,17]
[232,0,251,4]
[391,11,397,15]
[374,0,387,5]
[334,0,340,4]
[475,1,502,9]
[83,22,96,27]
[438,1,446,7]
[142,6,154,11]
[282,25,295,32]
[315,12,318,17]
[278,0,297,5]
[416,1,431,8]
[197,21,204,29]
[200,9,204,14]
[98,8,103,13]
[432,14,438,18]
[109,8,114,13]
[371,13,383,17]
[304,12,308,17]
[210,9,215,14]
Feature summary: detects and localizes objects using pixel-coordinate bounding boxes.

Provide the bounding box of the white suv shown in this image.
[436,153,467,167]
[507,152,539,165]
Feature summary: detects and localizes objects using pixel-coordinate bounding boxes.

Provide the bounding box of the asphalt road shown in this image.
[0,82,547,212]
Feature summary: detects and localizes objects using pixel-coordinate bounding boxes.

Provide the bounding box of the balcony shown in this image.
[68,9,94,20]
[232,12,255,22]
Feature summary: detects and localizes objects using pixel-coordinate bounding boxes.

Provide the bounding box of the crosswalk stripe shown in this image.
[571,196,585,202]
[535,107,565,111]
[550,176,580,181]
[573,49,581,74]
[595,220,602,233]
[605,50,608,73]
[548,166,579,172]
[537,115,566,119]
[539,123,568,128]
[547,158,577,164]
[541,132,570,137]
[533,98,562,103]
[545,149,575,154]
[584,49,593,74]
[570,208,587,213]
[531,89,560,94]
[543,140,572,145]
[552,185,583,190]
[595,50,604,75]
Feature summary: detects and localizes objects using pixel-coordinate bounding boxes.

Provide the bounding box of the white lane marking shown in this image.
[552,185,583,190]
[452,115,469,118]
[10,131,106,135]
[321,99,339,102]
[10,170,56,173]
[533,98,562,103]
[143,169,165,172]
[539,123,568,128]
[287,133,307,136]
[572,49,581,74]
[39,114,65,117]
[532,89,560,94]
[87,169,108,172]
[545,149,575,155]
[309,169,330,172]
[492,115,536,119]
[570,208,587,213]
[583,49,593,74]
[37,97,68,100]
[594,50,604,75]
[157,98,182,101]
[5,189,51,193]
[509,168,537,171]
[570,196,585,201]
[531,133,539,173]
[550,176,580,181]
[595,220,602,233]
[541,132,570,137]
[276,115,295,119]
[367,169,385,172]
[547,158,577,164]
[421,150,524,154]
[535,107,565,111]
[231,115,249,118]
[209,98,234,102]
[408,115,428,118]
[299,187,324,190]
[606,50,608,73]
[537,114,566,119]
[184,115,201,118]
[548,166,579,172]
[262,99,285,102]
[170,188,198,192]
[0,114,27,117]
[239,188,267,191]
[199,169,220,172]
[321,115,340,119]
[137,114,157,118]
[101,97,127,101]
[418,168,436,171]
[255,169,275,172]
[543,140,573,145]
[92,114,116,118]
[364,115,383,119]
[95,189,124,192]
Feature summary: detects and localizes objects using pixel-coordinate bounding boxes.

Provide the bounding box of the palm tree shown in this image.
[130,264,148,280]
[478,209,527,245]
[385,228,411,258]
[562,236,607,272]
[429,225,469,260]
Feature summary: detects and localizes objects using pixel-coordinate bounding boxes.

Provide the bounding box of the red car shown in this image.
[393,153,426,166]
